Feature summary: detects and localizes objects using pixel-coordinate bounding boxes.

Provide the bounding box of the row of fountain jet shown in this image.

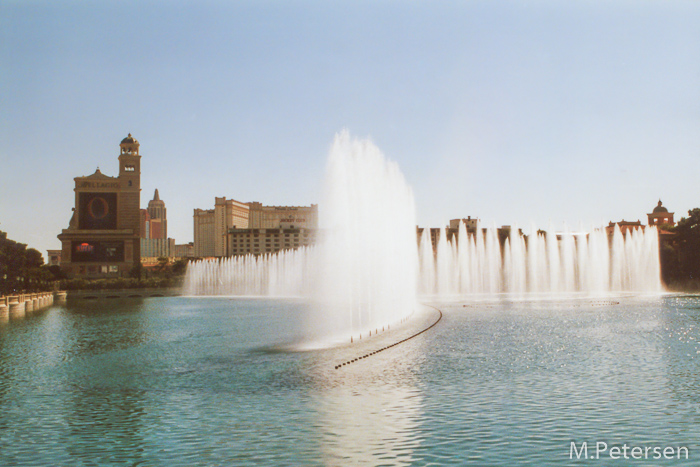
[184,222,662,298]
[418,222,661,296]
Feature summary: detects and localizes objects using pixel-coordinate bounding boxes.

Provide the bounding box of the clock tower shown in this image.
[57,134,143,277]
[117,134,142,235]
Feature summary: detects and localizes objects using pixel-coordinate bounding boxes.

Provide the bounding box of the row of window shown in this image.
[232,240,302,243]
[230,246,304,254]
[233,234,308,238]
[76,265,119,274]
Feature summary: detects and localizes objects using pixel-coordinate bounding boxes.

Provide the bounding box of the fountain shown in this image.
[183,247,315,297]
[310,130,418,340]
[184,130,419,342]
[184,132,664,341]
[417,222,662,297]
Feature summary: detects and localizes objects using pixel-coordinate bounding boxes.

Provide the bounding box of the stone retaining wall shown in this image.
[0,291,64,319]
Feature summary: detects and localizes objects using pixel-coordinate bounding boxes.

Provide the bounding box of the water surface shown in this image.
[0,295,698,465]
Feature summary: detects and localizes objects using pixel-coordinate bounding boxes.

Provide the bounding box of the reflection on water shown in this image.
[310,325,429,467]
[662,296,700,419]
[314,384,422,467]
[0,296,698,465]
[414,296,700,465]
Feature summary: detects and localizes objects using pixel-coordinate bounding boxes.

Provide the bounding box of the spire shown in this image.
[154,188,160,201]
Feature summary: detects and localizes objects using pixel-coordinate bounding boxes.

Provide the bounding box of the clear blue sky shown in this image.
[1,0,699,258]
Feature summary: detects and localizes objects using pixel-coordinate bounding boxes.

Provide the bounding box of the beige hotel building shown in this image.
[57,134,142,277]
[194,199,318,257]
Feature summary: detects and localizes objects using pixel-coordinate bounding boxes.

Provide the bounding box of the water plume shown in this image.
[184,131,419,343]
[310,131,418,341]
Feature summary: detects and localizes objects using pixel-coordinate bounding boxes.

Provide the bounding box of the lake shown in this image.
[0,295,698,466]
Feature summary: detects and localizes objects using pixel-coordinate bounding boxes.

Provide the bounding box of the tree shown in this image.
[172,259,188,275]
[674,208,700,282]
[156,256,169,273]
[24,248,46,291]
[0,232,49,295]
[128,262,143,280]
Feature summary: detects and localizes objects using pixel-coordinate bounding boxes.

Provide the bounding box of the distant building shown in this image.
[606,220,643,235]
[172,242,194,258]
[648,200,674,227]
[46,250,61,267]
[140,238,175,258]
[417,222,516,253]
[139,189,175,259]
[248,202,318,229]
[193,208,215,257]
[604,201,675,235]
[194,198,317,257]
[145,189,167,239]
[214,197,249,256]
[140,209,151,239]
[193,197,250,257]
[227,228,317,256]
[57,134,142,277]
[449,216,479,232]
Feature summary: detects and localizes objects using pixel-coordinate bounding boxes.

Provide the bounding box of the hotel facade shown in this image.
[193,198,318,257]
[57,134,142,277]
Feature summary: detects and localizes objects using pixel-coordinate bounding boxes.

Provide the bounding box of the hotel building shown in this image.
[140,189,173,258]
[227,204,318,256]
[57,134,142,277]
[247,202,318,229]
[141,188,167,240]
[193,198,318,257]
[193,197,250,257]
[227,227,318,256]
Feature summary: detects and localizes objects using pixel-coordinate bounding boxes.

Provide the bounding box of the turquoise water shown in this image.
[0,295,698,466]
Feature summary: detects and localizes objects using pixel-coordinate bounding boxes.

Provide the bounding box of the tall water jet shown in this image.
[505,224,527,295]
[184,131,419,343]
[418,228,435,295]
[560,226,576,293]
[311,131,418,341]
[435,227,453,296]
[457,221,471,294]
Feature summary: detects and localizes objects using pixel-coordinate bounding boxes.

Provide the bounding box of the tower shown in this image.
[57,134,143,277]
[118,134,141,232]
[147,189,167,239]
[647,200,675,227]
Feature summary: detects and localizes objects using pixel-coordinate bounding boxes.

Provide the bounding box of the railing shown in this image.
[0,291,66,317]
